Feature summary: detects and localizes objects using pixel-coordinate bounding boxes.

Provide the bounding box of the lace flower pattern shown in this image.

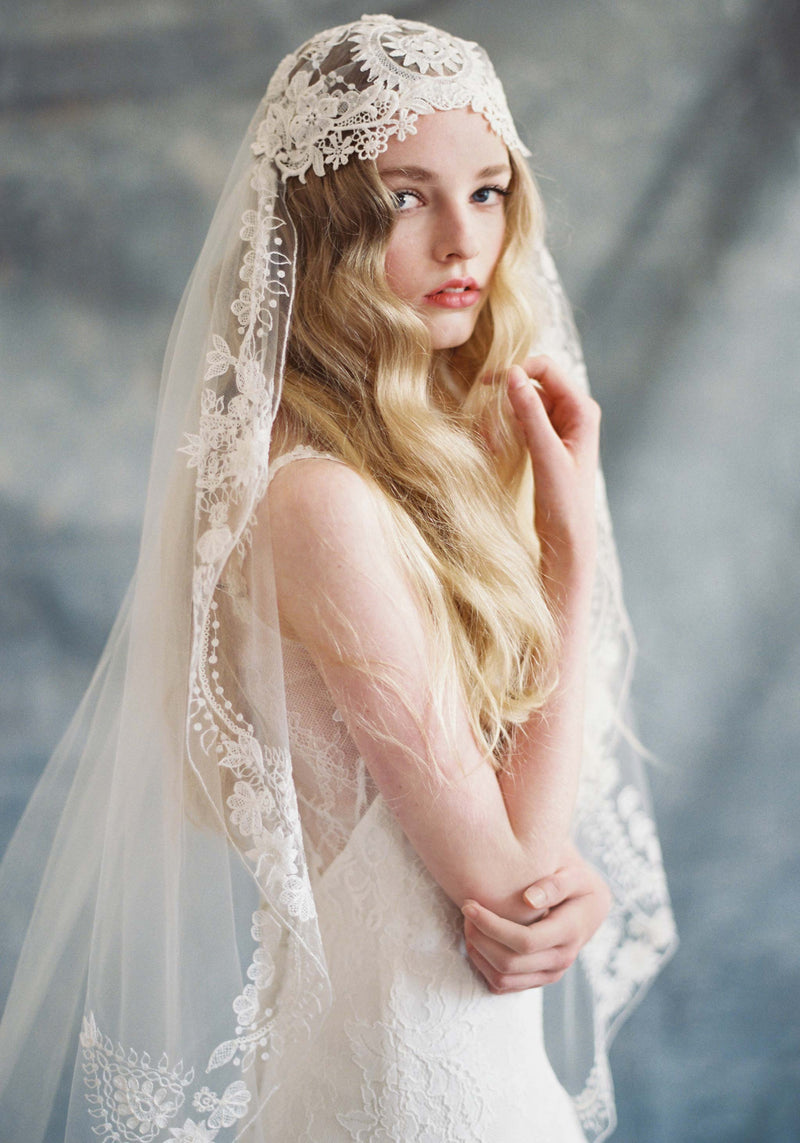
[255,15,530,182]
[179,144,327,1116]
[80,1014,254,1142]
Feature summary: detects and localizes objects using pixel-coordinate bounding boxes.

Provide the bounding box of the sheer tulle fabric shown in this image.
[0,17,676,1143]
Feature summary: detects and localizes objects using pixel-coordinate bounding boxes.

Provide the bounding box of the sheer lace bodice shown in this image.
[281,637,378,878]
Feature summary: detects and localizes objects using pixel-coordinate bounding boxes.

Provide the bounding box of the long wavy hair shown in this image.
[275,146,558,765]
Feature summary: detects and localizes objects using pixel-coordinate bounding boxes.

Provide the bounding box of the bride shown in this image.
[0,15,676,1142]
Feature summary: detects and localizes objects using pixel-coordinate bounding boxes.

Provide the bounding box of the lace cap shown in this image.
[253,14,531,181]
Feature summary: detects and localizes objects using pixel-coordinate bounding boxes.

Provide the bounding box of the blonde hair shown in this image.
[276,147,557,764]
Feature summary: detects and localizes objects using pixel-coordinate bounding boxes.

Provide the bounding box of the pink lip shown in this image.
[424,278,481,309]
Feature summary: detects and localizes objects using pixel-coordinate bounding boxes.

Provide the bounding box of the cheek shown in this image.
[383,240,417,302]
[384,249,416,301]
[487,219,507,273]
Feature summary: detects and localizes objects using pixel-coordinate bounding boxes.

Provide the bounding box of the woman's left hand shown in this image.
[462,847,612,994]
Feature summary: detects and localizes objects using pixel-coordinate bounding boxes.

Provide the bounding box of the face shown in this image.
[376,108,511,351]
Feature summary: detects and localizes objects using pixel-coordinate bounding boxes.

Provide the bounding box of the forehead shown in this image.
[376,107,509,174]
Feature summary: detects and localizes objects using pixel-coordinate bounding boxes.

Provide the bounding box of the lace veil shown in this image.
[0,16,676,1142]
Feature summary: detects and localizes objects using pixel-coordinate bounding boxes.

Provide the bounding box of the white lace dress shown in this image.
[267,452,587,1141]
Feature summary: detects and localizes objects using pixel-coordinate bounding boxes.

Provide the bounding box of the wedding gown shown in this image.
[263,451,587,1142]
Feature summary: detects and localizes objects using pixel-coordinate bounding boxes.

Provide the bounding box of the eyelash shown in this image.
[391,190,420,210]
[472,185,511,205]
[391,185,511,211]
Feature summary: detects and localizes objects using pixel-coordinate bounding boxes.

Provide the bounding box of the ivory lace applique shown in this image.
[80,1014,251,1142]
[254,15,530,182]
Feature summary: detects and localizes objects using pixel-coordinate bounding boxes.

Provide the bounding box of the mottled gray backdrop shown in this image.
[1,1,798,1140]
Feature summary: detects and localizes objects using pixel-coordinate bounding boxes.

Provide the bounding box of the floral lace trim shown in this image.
[80,1014,251,1142]
[572,1058,614,1142]
[178,181,289,573]
[176,90,327,1136]
[255,14,530,182]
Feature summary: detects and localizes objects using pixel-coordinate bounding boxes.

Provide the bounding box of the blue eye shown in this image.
[391,190,420,211]
[472,185,510,204]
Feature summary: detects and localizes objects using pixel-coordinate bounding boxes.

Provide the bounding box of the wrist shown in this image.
[539,546,596,618]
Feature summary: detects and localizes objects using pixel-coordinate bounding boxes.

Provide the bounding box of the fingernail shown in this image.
[462,902,478,919]
[524,887,547,908]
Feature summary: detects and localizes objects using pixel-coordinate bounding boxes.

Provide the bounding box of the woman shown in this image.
[0,15,675,1142]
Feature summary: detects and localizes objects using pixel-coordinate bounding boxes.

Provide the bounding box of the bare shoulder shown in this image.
[263,456,406,649]
[266,455,388,558]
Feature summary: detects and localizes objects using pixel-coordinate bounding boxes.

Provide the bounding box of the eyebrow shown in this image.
[377,164,511,182]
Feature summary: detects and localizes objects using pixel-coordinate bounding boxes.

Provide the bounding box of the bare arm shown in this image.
[492,359,600,907]
[265,357,599,922]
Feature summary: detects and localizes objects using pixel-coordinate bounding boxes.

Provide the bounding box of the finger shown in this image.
[525,899,583,949]
[522,861,594,912]
[483,356,567,392]
[543,877,613,944]
[466,920,535,972]
[466,922,556,974]
[480,356,562,418]
[506,367,566,461]
[466,941,572,993]
[464,907,574,970]
[507,363,597,448]
[521,357,560,416]
[512,359,601,455]
[522,354,574,398]
[462,898,540,954]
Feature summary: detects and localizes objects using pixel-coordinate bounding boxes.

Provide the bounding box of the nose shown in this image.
[432,201,479,263]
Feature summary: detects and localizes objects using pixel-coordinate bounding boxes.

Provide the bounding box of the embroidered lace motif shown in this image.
[269,798,587,1141]
[255,14,530,182]
[80,1014,251,1142]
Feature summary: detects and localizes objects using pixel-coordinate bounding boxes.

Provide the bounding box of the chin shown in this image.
[427,315,480,351]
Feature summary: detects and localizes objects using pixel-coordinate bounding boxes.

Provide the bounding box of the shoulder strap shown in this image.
[268,444,340,485]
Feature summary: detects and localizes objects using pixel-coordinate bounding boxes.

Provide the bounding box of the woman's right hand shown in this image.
[461,848,612,994]
[506,355,600,580]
